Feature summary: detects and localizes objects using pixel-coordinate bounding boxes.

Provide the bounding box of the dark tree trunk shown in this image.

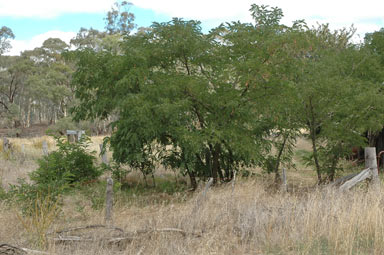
[307,98,322,184]
[274,134,288,185]
[186,166,197,191]
[205,148,211,178]
[212,143,220,185]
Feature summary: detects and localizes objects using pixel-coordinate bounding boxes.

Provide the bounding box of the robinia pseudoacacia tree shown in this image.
[70,4,384,187]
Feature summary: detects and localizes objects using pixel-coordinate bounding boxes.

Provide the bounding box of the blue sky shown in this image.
[0,0,383,55]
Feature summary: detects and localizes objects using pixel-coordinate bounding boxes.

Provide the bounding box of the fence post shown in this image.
[281,167,288,192]
[2,137,9,152]
[365,147,379,187]
[42,141,48,156]
[105,177,114,226]
[21,144,26,163]
[99,144,108,165]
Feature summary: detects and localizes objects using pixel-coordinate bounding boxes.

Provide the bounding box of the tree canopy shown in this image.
[68,4,384,186]
[1,2,384,187]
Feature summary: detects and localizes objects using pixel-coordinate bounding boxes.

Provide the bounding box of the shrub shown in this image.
[30,136,102,185]
[6,135,102,213]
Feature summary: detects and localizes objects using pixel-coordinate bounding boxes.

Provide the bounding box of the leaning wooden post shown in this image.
[105,177,114,226]
[365,147,379,188]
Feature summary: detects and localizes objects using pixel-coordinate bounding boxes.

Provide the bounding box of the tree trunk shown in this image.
[186,166,197,190]
[274,134,288,184]
[26,98,31,128]
[205,148,211,178]
[212,143,220,185]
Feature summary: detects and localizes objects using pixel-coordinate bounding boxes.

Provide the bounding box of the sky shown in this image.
[0,0,383,56]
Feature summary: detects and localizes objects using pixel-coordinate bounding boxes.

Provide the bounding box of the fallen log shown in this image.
[0,243,53,255]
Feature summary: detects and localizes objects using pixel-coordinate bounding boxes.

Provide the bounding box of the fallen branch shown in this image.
[138,228,202,238]
[50,226,201,246]
[0,243,54,255]
[20,248,53,255]
[339,168,371,191]
[51,224,124,235]
[0,243,26,255]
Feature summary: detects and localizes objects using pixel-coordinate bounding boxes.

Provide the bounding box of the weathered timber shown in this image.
[2,137,9,152]
[105,177,114,226]
[281,167,287,192]
[365,147,379,187]
[42,141,48,156]
[99,144,108,164]
[339,168,371,191]
[330,172,359,187]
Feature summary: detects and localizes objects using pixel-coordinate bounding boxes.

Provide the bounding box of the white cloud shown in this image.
[0,0,116,18]
[6,30,76,56]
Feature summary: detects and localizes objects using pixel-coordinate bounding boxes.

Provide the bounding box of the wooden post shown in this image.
[231,170,237,194]
[105,177,114,226]
[21,144,26,163]
[365,147,379,187]
[99,144,108,165]
[42,141,48,156]
[340,147,381,191]
[281,167,287,192]
[2,137,9,152]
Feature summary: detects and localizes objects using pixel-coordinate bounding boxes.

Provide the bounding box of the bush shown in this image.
[7,135,102,213]
[30,136,102,185]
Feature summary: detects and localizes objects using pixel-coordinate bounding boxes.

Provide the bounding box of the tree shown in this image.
[71,13,289,187]
[70,4,384,187]
[20,38,73,126]
[289,25,384,183]
[0,26,14,55]
[105,1,136,35]
[0,55,33,127]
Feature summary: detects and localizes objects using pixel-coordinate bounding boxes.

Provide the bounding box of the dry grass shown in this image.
[0,136,110,190]
[2,180,384,254]
[1,136,382,254]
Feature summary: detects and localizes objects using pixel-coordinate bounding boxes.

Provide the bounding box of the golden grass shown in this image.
[1,135,381,254]
[0,136,111,190]
[2,180,384,254]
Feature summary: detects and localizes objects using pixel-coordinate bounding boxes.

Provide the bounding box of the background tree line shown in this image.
[1,2,384,187]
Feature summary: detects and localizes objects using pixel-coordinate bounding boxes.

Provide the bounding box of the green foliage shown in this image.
[31,136,101,185]
[69,3,384,186]
[0,26,14,55]
[7,178,64,215]
[7,135,101,213]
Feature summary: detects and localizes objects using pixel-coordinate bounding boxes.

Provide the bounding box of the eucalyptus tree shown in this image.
[21,38,73,126]
[0,55,34,127]
[0,26,14,55]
